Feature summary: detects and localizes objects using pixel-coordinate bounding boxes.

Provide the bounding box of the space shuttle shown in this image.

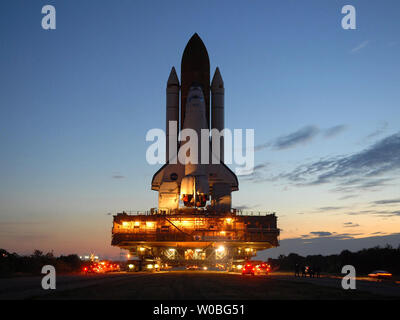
[151,33,238,213]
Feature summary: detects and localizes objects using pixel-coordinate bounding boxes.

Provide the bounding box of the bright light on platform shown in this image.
[146,222,155,228]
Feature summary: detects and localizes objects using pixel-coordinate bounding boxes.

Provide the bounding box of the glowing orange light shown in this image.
[146,221,155,228]
[181,220,193,227]
[368,273,392,277]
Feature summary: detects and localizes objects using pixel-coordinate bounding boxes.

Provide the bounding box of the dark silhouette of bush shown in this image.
[0,249,83,276]
[268,244,400,275]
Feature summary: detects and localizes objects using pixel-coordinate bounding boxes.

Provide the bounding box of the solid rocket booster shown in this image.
[166,67,179,163]
[211,67,225,162]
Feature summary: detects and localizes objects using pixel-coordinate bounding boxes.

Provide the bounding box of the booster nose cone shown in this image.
[167,67,179,86]
[211,67,224,89]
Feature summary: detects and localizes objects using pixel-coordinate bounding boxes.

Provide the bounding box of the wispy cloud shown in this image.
[309,231,333,237]
[332,178,393,193]
[254,125,319,151]
[343,210,400,218]
[235,204,260,210]
[112,175,125,179]
[363,121,388,142]
[253,163,268,171]
[301,231,363,240]
[276,132,400,192]
[255,124,345,152]
[324,125,347,138]
[338,194,358,200]
[254,142,271,152]
[371,198,400,205]
[273,126,319,150]
[239,162,270,182]
[318,206,344,212]
[350,40,369,53]
[343,222,360,228]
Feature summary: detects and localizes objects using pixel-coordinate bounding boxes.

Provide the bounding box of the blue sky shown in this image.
[0,1,399,259]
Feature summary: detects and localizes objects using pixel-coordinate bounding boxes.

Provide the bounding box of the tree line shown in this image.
[268,244,400,275]
[0,249,82,276]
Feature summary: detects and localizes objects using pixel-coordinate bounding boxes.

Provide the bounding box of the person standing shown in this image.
[294,263,300,277]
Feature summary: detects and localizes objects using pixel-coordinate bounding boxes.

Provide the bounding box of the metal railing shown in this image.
[235,210,276,216]
[112,209,276,217]
[112,229,280,244]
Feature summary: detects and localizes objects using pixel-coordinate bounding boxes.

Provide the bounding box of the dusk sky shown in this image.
[1,1,399,259]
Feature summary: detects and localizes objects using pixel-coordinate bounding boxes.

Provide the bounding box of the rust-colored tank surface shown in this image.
[180,33,210,129]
